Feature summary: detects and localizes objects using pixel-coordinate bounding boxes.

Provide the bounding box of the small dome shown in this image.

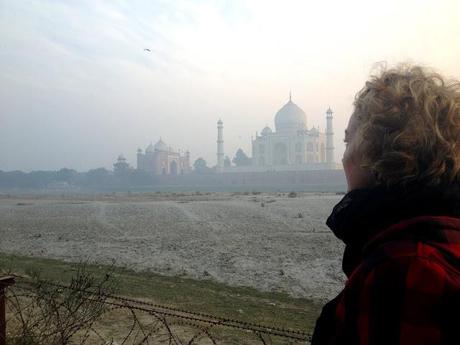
[261,126,272,135]
[274,96,307,133]
[145,143,155,153]
[154,138,168,152]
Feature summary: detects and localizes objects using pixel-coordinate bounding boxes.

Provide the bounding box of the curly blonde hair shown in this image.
[353,64,460,187]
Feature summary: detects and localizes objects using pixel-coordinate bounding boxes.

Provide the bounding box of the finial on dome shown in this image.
[289,91,292,102]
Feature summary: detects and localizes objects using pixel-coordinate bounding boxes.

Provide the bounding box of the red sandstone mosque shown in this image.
[136,139,191,175]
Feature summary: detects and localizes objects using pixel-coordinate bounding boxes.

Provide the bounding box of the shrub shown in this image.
[7,264,116,345]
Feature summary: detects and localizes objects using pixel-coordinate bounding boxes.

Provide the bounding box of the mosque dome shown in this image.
[261,126,273,136]
[274,95,307,132]
[154,138,168,152]
[145,143,155,153]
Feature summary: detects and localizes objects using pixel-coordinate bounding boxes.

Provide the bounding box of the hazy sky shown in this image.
[1,0,459,171]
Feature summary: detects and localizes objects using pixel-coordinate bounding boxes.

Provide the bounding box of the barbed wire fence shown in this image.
[1,275,312,345]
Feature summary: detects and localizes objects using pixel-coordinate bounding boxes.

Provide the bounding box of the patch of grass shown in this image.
[0,253,322,333]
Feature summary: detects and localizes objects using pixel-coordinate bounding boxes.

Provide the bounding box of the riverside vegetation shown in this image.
[2,254,320,344]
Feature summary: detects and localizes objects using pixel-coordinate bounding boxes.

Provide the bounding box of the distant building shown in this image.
[113,154,132,175]
[217,94,337,172]
[137,139,191,175]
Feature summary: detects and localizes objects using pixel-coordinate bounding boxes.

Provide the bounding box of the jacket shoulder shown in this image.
[349,240,460,289]
[342,243,460,344]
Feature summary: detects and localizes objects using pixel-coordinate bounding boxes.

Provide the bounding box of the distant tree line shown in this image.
[0,168,158,190]
[0,148,253,190]
[192,148,252,174]
[0,165,214,190]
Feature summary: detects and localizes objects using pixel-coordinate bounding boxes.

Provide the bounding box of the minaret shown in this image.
[185,150,191,173]
[326,107,335,168]
[217,119,224,172]
[136,148,143,170]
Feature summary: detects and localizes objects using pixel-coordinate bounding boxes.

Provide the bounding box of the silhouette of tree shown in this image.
[232,149,251,166]
[28,171,56,188]
[130,169,155,186]
[224,156,231,167]
[193,158,211,174]
[56,168,78,184]
[85,168,112,186]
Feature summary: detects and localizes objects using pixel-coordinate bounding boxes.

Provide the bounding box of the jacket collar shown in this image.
[327,183,460,276]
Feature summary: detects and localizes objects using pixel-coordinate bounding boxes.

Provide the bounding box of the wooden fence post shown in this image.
[0,276,15,345]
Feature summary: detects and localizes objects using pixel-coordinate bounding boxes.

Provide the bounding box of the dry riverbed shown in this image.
[0,192,345,301]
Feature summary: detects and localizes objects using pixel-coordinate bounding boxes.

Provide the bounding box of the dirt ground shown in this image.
[0,192,345,301]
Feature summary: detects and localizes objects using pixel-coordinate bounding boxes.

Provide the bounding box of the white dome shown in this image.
[154,139,168,152]
[274,97,307,132]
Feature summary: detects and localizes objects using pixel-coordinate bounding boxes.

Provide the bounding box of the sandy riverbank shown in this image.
[0,192,345,301]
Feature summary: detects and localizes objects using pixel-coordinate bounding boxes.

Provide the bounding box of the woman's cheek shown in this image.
[342,144,355,170]
[342,143,373,191]
[343,150,375,191]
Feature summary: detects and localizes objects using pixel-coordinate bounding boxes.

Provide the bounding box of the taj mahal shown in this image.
[217,95,336,172]
[119,94,336,176]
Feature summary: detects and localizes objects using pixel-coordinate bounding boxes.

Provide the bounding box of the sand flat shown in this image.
[0,192,345,301]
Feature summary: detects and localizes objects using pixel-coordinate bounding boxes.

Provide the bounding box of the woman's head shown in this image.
[344,64,460,191]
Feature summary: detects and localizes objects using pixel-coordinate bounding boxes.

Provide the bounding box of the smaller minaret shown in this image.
[217,119,224,172]
[137,148,143,170]
[185,150,191,173]
[326,107,335,168]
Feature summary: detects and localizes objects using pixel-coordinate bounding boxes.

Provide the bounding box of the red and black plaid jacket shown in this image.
[312,186,460,345]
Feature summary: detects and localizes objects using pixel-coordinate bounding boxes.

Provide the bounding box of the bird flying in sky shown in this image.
[144,48,151,52]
